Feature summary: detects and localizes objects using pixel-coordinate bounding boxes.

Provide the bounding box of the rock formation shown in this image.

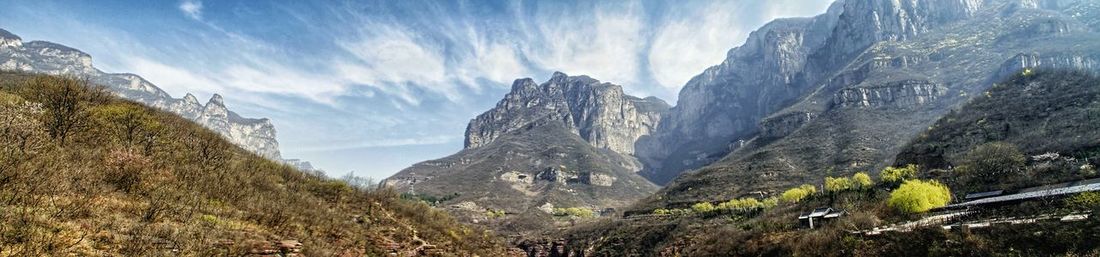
[386,73,664,235]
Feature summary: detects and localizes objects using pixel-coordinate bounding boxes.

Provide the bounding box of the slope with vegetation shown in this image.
[0,73,507,256]
[519,71,1100,256]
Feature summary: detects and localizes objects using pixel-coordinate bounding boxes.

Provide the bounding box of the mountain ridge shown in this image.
[0,28,284,160]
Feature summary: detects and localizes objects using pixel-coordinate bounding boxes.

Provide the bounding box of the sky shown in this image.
[0,0,834,180]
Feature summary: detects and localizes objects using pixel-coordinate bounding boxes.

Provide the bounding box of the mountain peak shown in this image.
[466,72,667,155]
[207,93,225,107]
[183,93,200,105]
[0,29,21,41]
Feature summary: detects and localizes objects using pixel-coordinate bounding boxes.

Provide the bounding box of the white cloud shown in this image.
[122,56,223,95]
[522,3,646,87]
[649,1,745,91]
[179,0,203,20]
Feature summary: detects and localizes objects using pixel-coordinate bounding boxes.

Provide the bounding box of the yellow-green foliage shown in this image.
[1066,192,1100,210]
[882,164,919,184]
[762,197,779,209]
[824,177,854,193]
[852,172,873,189]
[553,207,595,218]
[485,209,506,218]
[780,184,817,203]
[888,180,952,213]
[717,197,762,212]
[691,202,716,213]
[652,208,671,215]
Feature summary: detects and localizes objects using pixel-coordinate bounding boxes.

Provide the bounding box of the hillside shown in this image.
[897,70,1100,192]
[0,72,507,256]
[386,72,663,236]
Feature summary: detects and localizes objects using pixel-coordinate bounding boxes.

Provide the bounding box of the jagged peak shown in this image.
[24,41,90,57]
[0,28,21,41]
[183,93,200,105]
[206,93,225,107]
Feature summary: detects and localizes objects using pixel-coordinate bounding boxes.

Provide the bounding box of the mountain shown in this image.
[635,0,1100,210]
[385,72,666,235]
[0,73,508,256]
[0,28,281,160]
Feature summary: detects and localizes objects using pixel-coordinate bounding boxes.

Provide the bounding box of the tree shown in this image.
[852,172,873,190]
[888,180,952,213]
[881,164,919,185]
[21,76,105,146]
[0,94,49,186]
[780,184,817,203]
[825,177,854,193]
[691,202,716,213]
[92,103,163,150]
[956,142,1026,187]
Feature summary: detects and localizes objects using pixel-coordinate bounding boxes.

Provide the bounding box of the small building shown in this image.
[798,207,845,229]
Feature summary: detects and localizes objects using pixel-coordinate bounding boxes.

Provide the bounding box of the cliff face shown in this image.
[636,0,1100,209]
[465,72,668,156]
[635,1,846,184]
[387,73,663,236]
[0,29,282,160]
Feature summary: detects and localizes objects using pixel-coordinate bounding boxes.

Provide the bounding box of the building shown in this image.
[798,207,845,229]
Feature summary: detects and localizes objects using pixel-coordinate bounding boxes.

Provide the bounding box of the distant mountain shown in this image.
[385,72,666,235]
[636,0,1100,210]
[0,28,281,160]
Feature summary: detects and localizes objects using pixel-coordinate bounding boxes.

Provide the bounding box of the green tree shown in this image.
[882,164,919,185]
[956,142,1026,187]
[780,184,817,203]
[852,172,873,189]
[888,180,952,213]
[824,177,854,193]
[691,202,716,213]
[92,103,164,150]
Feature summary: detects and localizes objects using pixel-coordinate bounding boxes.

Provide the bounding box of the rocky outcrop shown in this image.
[995,53,1100,80]
[832,80,946,108]
[759,112,817,139]
[0,28,282,159]
[465,72,668,156]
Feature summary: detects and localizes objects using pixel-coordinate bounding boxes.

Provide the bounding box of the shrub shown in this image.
[652,208,671,215]
[485,209,506,218]
[691,202,716,213]
[781,184,817,203]
[955,142,1026,187]
[553,207,595,218]
[852,172,873,189]
[1065,192,1100,210]
[888,180,952,213]
[717,198,763,213]
[882,164,919,185]
[825,177,854,193]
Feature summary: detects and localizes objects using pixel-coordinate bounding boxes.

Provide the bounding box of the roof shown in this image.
[799,207,845,219]
[964,190,1004,200]
[947,181,1100,208]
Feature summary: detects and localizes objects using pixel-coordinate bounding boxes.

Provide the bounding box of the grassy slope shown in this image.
[0,73,507,256]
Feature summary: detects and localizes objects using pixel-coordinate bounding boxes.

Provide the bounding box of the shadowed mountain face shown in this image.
[0,29,282,160]
[635,0,1100,210]
[385,72,665,235]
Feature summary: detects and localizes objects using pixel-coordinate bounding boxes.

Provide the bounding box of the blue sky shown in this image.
[0,0,833,179]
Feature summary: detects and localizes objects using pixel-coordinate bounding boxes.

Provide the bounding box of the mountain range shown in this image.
[0,28,305,165]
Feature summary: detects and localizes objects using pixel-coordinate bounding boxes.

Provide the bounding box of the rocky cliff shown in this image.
[387,73,663,236]
[0,28,282,159]
[636,0,1100,209]
[465,71,667,156]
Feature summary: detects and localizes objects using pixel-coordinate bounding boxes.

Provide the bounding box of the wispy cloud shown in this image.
[178,0,203,20]
[1,0,837,178]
